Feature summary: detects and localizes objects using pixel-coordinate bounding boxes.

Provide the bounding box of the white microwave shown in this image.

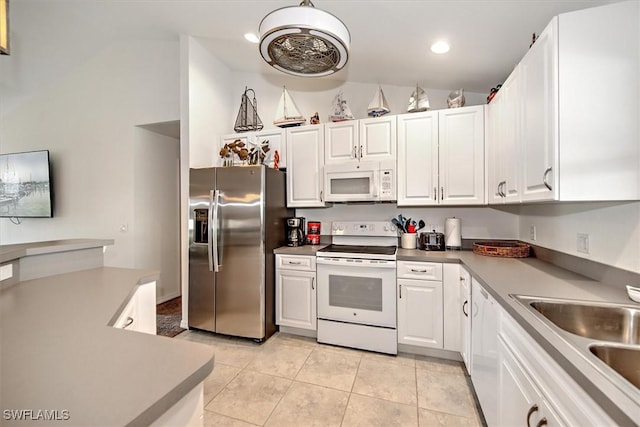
[324,160,396,202]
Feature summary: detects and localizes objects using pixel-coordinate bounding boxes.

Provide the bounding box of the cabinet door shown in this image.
[359,116,396,161]
[276,268,316,330]
[438,105,485,205]
[443,263,461,352]
[325,121,358,164]
[397,112,439,206]
[397,278,443,348]
[520,18,558,202]
[459,267,471,372]
[286,126,325,207]
[497,337,540,427]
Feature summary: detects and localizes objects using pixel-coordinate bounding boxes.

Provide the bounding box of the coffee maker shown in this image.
[286,217,306,247]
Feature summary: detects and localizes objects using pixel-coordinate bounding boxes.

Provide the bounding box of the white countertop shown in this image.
[0,239,114,264]
[0,267,214,426]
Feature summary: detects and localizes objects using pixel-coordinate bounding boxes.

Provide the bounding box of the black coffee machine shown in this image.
[286,217,306,247]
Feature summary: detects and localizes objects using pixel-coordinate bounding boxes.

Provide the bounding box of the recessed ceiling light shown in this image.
[244,33,259,44]
[430,41,450,54]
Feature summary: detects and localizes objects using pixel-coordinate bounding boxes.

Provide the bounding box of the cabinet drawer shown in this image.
[397,261,442,281]
[277,255,316,271]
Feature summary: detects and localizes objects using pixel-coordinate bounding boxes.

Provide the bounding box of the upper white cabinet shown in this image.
[286,125,325,207]
[488,1,640,203]
[218,129,286,169]
[325,117,396,165]
[358,116,397,161]
[397,105,485,206]
[324,121,359,164]
[488,69,521,204]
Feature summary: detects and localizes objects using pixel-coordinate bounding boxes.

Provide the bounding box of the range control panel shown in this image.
[331,221,398,237]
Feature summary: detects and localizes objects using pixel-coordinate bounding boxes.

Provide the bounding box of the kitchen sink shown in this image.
[527,299,640,345]
[590,345,640,389]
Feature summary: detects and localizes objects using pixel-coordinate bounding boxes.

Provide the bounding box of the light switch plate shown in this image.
[577,233,589,254]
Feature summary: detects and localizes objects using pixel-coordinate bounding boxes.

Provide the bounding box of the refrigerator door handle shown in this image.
[211,189,221,272]
[207,190,214,272]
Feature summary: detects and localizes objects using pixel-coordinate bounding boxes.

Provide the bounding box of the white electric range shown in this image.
[316,221,399,354]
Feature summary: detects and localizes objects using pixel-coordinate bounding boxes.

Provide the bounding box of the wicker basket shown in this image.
[472,241,531,258]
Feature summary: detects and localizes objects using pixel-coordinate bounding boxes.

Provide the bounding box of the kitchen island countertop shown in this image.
[0,267,214,426]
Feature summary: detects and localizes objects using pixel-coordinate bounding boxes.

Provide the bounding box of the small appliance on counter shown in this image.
[419,231,445,251]
[286,217,306,247]
[307,221,321,245]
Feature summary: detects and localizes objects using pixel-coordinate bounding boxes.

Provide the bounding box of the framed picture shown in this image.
[0,0,9,55]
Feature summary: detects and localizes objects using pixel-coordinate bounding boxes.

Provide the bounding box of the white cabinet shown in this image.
[285,125,325,207]
[397,261,443,349]
[397,106,485,206]
[219,129,286,168]
[442,263,461,352]
[520,18,558,202]
[113,280,157,335]
[470,278,498,427]
[488,1,640,203]
[488,69,521,204]
[459,266,472,373]
[275,255,317,334]
[358,116,396,161]
[324,121,359,164]
[498,307,613,426]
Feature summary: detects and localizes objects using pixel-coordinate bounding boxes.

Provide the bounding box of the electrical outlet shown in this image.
[577,233,589,254]
[530,225,536,241]
[120,224,128,233]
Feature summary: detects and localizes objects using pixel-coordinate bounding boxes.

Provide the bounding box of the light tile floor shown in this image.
[176,330,486,427]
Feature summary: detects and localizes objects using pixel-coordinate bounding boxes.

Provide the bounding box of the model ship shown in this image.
[328,91,354,122]
[367,86,390,117]
[274,87,306,128]
[407,84,430,113]
[234,87,263,132]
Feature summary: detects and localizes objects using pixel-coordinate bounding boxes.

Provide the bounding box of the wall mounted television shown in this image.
[0,150,54,218]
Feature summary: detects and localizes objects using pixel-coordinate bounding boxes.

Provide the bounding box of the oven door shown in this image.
[316,257,396,327]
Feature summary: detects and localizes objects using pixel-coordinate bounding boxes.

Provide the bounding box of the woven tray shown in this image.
[472,241,531,258]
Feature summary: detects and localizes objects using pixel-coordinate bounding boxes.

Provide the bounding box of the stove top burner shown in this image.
[318,244,397,256]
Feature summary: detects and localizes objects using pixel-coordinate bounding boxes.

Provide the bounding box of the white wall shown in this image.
[518,202,640,273]
[133,127,181,303]
[296,204,520,240]
[0,40,180,269]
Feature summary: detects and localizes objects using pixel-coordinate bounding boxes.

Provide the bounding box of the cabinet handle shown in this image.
[499,181,506,197]
[543,167,553,191]
[399,284,402,299]
[359,145,363,159]
[352,145,357,159]
[462,300,469,317]
[526,404,539,427]
[410,268,428,273]
[311,277,315,290]
[536,419,548,427]
[320,190,323,202]
[123,316,134,329]
[440,187,444,200]
[288,261,302,265]
[433,187,437,200]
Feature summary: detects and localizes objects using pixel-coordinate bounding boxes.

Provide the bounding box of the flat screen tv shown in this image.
[0,150,54,218]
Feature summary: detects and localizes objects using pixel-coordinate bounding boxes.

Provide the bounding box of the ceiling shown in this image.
[2,0,621,108]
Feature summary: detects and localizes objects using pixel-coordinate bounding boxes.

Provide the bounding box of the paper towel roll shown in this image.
[445,217,462,249]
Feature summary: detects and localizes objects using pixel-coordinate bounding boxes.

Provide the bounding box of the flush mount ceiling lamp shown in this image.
[259,0,350,77]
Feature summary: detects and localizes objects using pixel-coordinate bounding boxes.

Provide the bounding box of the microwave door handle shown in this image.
[212,189,220,272]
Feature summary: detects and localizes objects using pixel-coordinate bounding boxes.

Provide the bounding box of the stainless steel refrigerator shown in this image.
[188,166,291,341]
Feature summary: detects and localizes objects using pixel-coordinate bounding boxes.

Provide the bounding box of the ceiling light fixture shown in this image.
[430,41,450,54]
[259,0,350,77]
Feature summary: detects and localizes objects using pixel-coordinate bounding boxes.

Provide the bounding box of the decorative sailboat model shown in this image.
[407,83,430,113]
[274,87,306,128]
[367,86,390,117]
[328,91,354,122]
[234,87,263,132]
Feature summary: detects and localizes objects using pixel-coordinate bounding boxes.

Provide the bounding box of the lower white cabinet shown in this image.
[397,261,443,349]
[275,255,317,332]
[113,280,157,335]
[498,307,613,426]
[459,266,472,373]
